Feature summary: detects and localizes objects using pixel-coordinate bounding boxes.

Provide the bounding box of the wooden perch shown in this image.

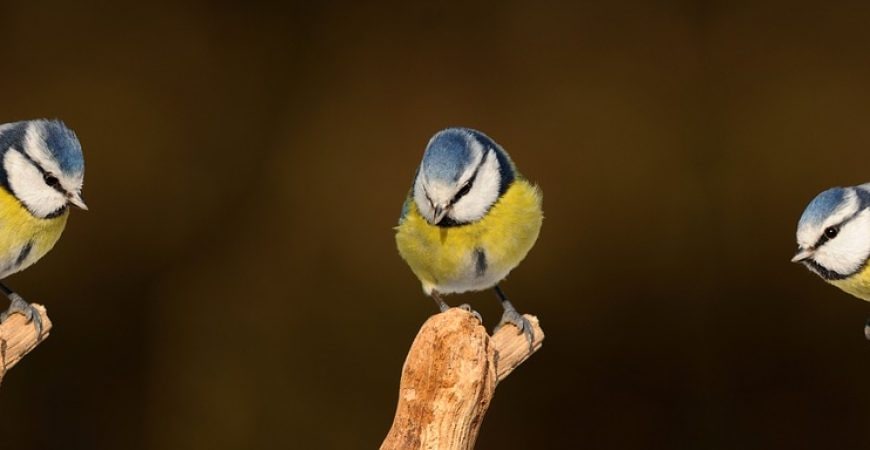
[0,304,51,386]
[381,308,544,450]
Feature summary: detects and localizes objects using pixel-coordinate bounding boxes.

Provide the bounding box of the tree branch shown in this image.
[381,308,544,450]
[0,304,51,386]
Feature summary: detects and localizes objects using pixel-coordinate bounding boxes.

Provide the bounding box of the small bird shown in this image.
[395,127,543,342]
[793,183,870,337]
[0,119,86,334]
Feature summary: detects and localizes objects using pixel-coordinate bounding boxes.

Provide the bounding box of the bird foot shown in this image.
[864,318,870,341]
[496,307,534,348]
[0,294,43,337]
[457,303,482,323]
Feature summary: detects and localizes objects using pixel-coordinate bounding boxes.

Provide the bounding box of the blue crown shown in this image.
[40,120,83,176]
[421,128,478,184]
[0,120,83,176]
[798,187,847,229]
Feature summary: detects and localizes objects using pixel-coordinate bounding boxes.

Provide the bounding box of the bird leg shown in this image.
[493,285,533,347]
[431,290,481,322]
[431,290,450,312]
[0,283,42,336]
[865,317,870,341]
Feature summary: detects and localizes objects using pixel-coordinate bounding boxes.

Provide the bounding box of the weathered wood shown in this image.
[0,304,51,386]
[381,308,544,450]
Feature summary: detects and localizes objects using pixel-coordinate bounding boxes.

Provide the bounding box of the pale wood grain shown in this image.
[381,308,544,450]
[0,304,51,386]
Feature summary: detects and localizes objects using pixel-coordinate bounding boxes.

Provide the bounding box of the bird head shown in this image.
[0,120,86,219]
[413,128,512,226]
[793,185,870,280]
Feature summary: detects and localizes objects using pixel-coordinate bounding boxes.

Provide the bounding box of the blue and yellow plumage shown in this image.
[0,119,86,333]
[396,127,542,340]
[793,183,870,337]
[0,187,69,277]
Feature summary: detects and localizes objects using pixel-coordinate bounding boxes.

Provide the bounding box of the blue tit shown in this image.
[395,127,543,342]
[793,183,870,337]
[0,119,87,334]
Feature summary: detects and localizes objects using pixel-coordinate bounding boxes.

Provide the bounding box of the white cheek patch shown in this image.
[4,149,67,218]
[814,210,870,276]
[449,151,500,223]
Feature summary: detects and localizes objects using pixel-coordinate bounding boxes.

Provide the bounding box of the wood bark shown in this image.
[381,308,544,450]
[0,304,51,386]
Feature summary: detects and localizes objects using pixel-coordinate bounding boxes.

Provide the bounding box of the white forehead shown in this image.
[797,189,860,248]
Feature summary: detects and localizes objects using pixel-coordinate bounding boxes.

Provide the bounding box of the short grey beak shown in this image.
[432,205,448,224]
[791,248,813,263]
[67,191,88,210]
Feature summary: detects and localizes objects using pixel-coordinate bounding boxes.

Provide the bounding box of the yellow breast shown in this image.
[830,264,870,302]
[0,186,68,279]
[395,179,543,295]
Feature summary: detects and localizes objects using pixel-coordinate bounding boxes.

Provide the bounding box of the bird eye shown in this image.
[43,174,59,187]
[454,182,472,201]
[824,226,840,239]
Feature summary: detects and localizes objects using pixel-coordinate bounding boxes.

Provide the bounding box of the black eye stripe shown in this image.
[453,177,474,201]
[19,150,59,185]
[450,151,487,205]
[14,148,67,193]
[10,148,67,195]
[813,208,865,248]
[15,148,46,175]
[814,227,836,248]
[43,173,60,187]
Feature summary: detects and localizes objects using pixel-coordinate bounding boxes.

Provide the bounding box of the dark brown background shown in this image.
[2,1,870,449]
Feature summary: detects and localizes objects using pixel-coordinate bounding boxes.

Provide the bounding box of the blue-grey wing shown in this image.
[398,191,413,224]
[399,168,420,224]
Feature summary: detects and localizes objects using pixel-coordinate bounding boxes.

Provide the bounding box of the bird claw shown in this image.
[496,307,534,348]
[0,294,43,337]
[458,303,482,323]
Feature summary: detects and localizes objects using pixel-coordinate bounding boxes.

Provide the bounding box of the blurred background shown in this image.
[2,1,870,449]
